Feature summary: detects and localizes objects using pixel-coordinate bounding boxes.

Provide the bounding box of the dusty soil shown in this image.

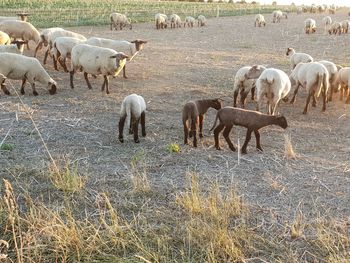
[0,11,350,226]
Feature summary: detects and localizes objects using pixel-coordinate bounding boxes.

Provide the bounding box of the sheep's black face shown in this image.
[49,83,57,95]
[212,99,222,110]
[278,116,288,129]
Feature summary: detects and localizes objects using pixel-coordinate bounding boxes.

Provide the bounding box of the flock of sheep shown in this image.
[0,9,349,154]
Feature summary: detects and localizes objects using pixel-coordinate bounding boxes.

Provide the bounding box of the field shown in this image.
[1,7,350,263]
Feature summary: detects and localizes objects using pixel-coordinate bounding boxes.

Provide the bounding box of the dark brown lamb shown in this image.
[182,99,222,147]
[210,107,288,154]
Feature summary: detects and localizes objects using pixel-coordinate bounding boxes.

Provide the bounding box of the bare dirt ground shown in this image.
[1,10,350,252]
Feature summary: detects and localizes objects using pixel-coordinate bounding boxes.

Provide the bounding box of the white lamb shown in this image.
[233,65,266,108]
[110,13,132,30]
[328,22,342,35]
[335,67,350,103]
[170,14,182,28]
[286,48,313,70]
[184,16,195,27]
[0,30,10,45]
[0,20,40,50]
[318,60,339,101]
[289,62,329,114]
[272,10,283,23]
[51,36,86,72]
[197,15,206,27]
[155,13,168,29]
[118,94,147,143]
[254,14,266,27]
[85,37,147,78]
[0,42,25,54]
[322,16,332,33]
[341,20,350,33]
[0,52,57,96]
[70,44,128,94]
[246,68,291,115]
[34,27,64,57]
[304,18,316,34]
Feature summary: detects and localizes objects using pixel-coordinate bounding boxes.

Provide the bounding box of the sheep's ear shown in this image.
[109,55,118,58]
[252,65,257,69]
[117,53,129,60]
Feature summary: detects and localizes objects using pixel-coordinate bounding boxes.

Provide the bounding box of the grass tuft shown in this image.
[284,134,297,159]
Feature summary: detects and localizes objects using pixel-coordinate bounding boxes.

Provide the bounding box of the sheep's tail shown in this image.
[316,73,324,97]
[125,102,132,133]
[210,112,219,132]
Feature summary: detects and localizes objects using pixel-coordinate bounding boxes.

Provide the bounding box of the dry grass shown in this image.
[284,133,297,159]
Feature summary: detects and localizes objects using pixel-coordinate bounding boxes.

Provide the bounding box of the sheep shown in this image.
[272,10,283,23]
[322,16,332,33]
[289,62,329,114]
[0,52,57,96]
[0,73,7,95]
[85,37,147,79]
[0,20,40,50]
[328,8,335,14]
[197,15,206,27]
[318,60,339,101]
[286,48,313,70]
[182,98,222,147]
[34,27,64,57]
[210,107,288,154]
[51,36,86,72]
[254,14,266,27]
[0,41,26,54]
[245,68,291,115]
[0,13,28,22]
[328,22,342,35]
[170,14,182,28]
[184,16,195,28]
[341,20,350,33]
[110,13,132,31]
[118,94,146,143]
[282,12,288,19]
[0,31,11,45]
[233,65,266,108]
[155,13,168,29]
[296,7,303,14]
[70,44,128,94]
[335,67,350,104]
[304,18,316,34]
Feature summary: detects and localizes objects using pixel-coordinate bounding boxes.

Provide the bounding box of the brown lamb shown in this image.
[182,98,222,147]
[210,107,288,154]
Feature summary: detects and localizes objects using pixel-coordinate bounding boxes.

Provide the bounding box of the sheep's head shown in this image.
[286,47,294,56]
[110,52,129,67]
[131,40,148,51]
[48,80,57,95]
[245,65,266,79]
[211,99,223,110]
[277,116,288,129]
[127,18,132,30]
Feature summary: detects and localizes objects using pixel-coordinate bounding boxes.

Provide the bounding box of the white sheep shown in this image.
[197,15,206,27]
[110,13,132,31]
[0,20,40,50]
[286,48,313,70]
[70,44,128,94]
[155,13,168,29]
[254,14,266,27]
[335,67,350,103]
[233,65,266,108]
[296,7,303,14]
[328,22,342,35]
[170,14,182,28]
[304,18,316,34]
[341,20,350,33]
[322,16,332,33]
[0,52,57,96]
[184,16,196,27]
[85,37,147,78]
[0,30,11,45]
[318,60,339,101]
[246,68,291,115]
[0,41,26,54]
[289,62,329,114]
[272,10,283,23]
[34,27,64,57]
[51,36,86,72]
[282,12,288,19]
[118,94,146,143]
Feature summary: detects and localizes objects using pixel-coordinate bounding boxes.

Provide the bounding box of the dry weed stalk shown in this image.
[284,133,297,159]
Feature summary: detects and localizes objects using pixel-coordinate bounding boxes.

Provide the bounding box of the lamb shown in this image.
[182,99,222,147]
[286,48,313,70]
[85,37,147,79]
[51,36,86,72]
[340,20,350,33]
[322,16,332,33]
[254,14,266,27]
[0,20,40,50]
[296,7,303,14]
[184,16,195,27]
[334,67,350,104]
[245,68,291,115]
[304,18,316,34]
[170,14,182,28]
[0,52,57,96]
[328,22,342,35]
[197,15,206,27]
[272,10,283,23]
[110,13,132,30]
[210,107,288,154]
[70,44,128,94]
[155,13,168,29]
[34,27,64,57]
[118,94,146,143]
[282,12,288,19]
[318,60,339,101]
[233,65,266,108]
[0,31,11,45]
[0,41,26,54]
[289,62,329,114]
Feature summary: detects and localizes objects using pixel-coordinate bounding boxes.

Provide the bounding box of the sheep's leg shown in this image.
[70,70,75,89]
[123,65,127,79]
[53,55,59,71]
[133,118,140,143]
[345,92,350,104]
[312,93,317,107]
[322,89,327,111]
[58,57,68,72]
[34,41,43,58]
[104,76,110,94]
[290,85,300,104]
[43,47,50,65]
[251,86,255,101]
[303,91,314,114]
[233,90,239,107]
[26,42,30,50]
[31,83,38,96]
[339,85,344,101]
[84,72,93,90]
[20,79,27,95]
[1,80,10,95]
[223,125,236,152]
[141,111,146,137]
[214,124,225,150]
[183,120,189,145]
[191,117,198,147]
[241,129,252,154]
[254,130,263,152]
[118,115,126,143]
[199,114,204,138]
